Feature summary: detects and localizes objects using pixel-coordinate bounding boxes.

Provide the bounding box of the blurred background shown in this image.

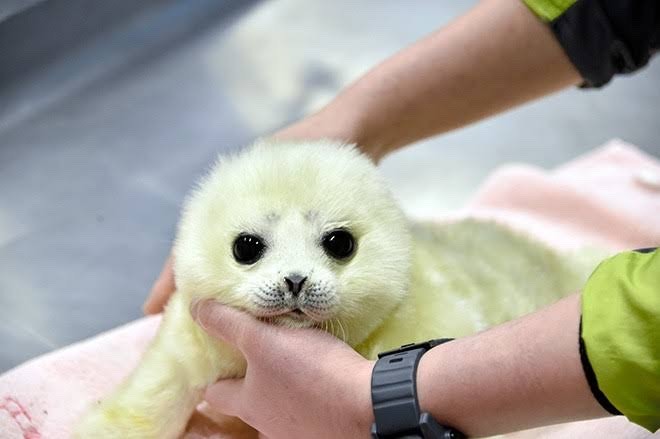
[0,0,658,371]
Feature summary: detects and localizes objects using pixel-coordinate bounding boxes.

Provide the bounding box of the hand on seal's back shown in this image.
[192,301,374,439]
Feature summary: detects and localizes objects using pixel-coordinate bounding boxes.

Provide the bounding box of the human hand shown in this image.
[191,301,375,439]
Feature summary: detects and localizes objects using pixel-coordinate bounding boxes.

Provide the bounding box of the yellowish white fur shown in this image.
[75,140,599,438]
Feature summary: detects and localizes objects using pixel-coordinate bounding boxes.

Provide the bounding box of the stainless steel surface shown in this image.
[1,0,659,372]
[0,0,44,21]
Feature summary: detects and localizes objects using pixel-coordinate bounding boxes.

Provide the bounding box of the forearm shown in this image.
[417,293,609,437]
[276,0,580,160]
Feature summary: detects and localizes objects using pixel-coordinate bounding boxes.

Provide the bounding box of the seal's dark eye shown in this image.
[322,229,355,260]
[233,234,266,264]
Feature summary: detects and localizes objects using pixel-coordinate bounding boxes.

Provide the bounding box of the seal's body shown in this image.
[76,141,598,438]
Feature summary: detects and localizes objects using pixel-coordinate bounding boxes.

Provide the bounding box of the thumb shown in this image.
[192,301,269,353]
[204,378,245,418]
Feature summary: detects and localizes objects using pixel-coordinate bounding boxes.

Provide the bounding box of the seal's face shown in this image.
[174,140,411,345]
[229,224,355,327]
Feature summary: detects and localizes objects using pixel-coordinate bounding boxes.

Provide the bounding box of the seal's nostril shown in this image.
[284,274,307,296]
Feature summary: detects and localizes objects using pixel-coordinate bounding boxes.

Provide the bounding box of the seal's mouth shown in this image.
[253,304,330,327]
[254,307,319,328]
[280,307,313,322]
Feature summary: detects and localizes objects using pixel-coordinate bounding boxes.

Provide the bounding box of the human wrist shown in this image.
[416,341,466,433]
[348,358,376,438]
[319,97,392,162]
[271,101,386,163]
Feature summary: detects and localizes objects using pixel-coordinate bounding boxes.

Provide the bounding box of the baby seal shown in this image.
[75,140,597,438]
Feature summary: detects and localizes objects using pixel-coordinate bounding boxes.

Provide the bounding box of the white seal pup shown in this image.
[75,140,599,438]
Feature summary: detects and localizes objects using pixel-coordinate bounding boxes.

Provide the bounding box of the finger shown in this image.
[204,378,245,418]
[192,301,270,354]
[143,254,176,314]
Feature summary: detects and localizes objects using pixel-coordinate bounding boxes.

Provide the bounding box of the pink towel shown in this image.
[1,140,659,439]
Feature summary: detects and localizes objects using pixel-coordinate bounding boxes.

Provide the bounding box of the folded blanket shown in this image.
[1,139,658,439]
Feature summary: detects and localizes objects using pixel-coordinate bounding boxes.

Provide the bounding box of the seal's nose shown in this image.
[284,274,307,296]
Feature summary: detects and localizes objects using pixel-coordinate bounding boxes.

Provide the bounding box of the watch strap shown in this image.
[371,339,463,439]
[371,345,425,437]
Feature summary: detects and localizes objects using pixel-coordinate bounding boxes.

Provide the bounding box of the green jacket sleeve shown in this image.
[523,0,660,87]
[581,248,659,432]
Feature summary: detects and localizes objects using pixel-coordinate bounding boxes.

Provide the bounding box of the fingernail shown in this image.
[189,298,207,321]
[191,299,215,334]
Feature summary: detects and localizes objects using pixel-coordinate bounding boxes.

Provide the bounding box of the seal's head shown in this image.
[174,140,411,345]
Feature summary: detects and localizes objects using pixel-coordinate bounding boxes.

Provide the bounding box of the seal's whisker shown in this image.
[335,318,348,343]
[329,319,336,337]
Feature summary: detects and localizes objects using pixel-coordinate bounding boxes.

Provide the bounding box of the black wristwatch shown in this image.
[371,339,466,439]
